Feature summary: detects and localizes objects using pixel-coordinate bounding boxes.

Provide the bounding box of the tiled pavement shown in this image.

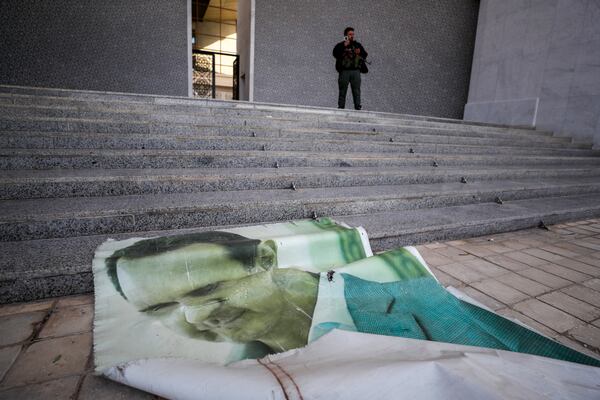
[0,296,159,399]
[417,218,600,359]
[1,220,600,398]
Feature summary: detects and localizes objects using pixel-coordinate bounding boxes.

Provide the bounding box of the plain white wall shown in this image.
[237,0,254,101]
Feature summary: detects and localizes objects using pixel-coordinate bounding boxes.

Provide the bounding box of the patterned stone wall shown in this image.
[0,0,189,96]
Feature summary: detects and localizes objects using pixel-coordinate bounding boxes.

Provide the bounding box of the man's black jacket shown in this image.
[333,41,368,72]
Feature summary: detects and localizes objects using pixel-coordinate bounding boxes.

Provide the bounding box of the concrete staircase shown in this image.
[1,84,600,303]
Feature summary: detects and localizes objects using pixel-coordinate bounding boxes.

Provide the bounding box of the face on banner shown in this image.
[94,220,600,380]
[107,232,320,352]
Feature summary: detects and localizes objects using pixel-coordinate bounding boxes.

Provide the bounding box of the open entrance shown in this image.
[191,0,239,100]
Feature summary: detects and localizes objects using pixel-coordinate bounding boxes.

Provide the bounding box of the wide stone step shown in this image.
[1,131,594,156]
[0,106,344,129]
[0,115,570,146]
[0,85,551,135]
[1,92,538,132]
[2,192,599,303]
[291,126,574,145]
[2,148,599,170]
[344,193,600,251]
[0,121,578,150]
[0,99,549,132]
[2,166,599,200]
[2,177,599,241]
[0,96,489,129]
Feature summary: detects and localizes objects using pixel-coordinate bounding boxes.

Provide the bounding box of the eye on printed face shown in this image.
[116,241,282,343]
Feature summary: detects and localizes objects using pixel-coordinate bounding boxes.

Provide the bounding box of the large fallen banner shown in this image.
[93,218,600,399]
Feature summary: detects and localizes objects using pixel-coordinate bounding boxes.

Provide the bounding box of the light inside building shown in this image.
[192,0,238,100]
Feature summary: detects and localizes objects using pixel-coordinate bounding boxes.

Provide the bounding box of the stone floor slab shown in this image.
[453,244,497,257]
[417,249,454,267]
[568,324,600,350]
[1,333,91,387]
[577,226,600,234]
[577,239,600,251]
[0,300,54,318]
[554,229,573,236]
[539,244,581,258]
[535,262,591,283]
[552,241,595,256]
[56,294,94,309]
[430,269,464,288]
[0,376,80,400]
[522,248,564,262]
[499,240,530,251]
[513,299,581,333]
[518,268,571,289]
[576,255,600,268]
[481,243,513,254]
[432,246,477,262]
[565,227,596,236]
[0,346,20,382]
[0,312,46,347]
[538,291,600,322]
[583,278,600,292]
[562,286,600,308]
[39,304,93,339]
[483,254,529,272]
[437,262,487,284]
[552,257,600,276]
[512,236,547,248]
[471,279,529,305]
[495,273,550,297]
[504,251,547,267]
[463,259,509,278]
[460,286,505,311]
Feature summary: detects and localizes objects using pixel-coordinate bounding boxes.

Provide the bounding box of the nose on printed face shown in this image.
[192,305,246,329]
[183,300,222,326]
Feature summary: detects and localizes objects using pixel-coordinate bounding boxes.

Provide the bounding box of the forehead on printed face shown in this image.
[108,232,272,309]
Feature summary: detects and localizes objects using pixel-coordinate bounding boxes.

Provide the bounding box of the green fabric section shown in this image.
[313,218,366,263]
[378,248,432,280]
[343,274,600,367]
[342,278,426,338]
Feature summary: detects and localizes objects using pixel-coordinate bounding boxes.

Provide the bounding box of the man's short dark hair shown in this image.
[344,27,354,36]
[105,231,260,299]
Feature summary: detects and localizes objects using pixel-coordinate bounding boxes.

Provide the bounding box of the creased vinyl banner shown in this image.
[93,219,600,399]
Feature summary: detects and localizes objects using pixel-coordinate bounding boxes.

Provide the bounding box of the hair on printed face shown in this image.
[105,231,263,299]
[344,27,354,36]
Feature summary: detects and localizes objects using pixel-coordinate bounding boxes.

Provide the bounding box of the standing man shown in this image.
[333,27,368,110]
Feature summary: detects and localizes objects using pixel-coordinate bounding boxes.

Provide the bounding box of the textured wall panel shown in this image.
[253,0,479,118]
[0,0,189,96]
[466,0,600,148]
